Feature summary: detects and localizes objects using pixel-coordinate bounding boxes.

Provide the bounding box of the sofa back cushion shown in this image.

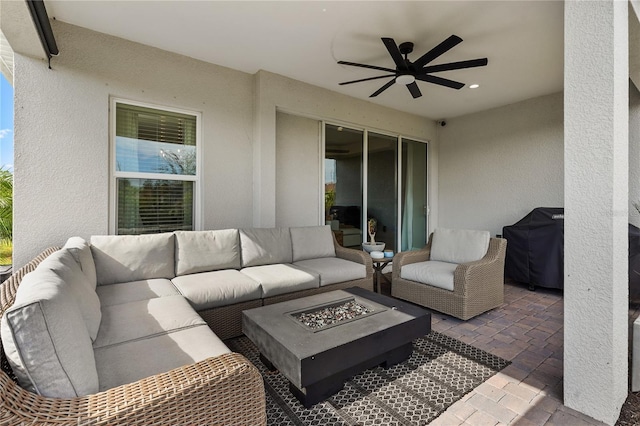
[0,269,99,397]
[174,229,241,275]
[38,249,102,341]
[240,228,292,267]
[63,237,97,290]
[430,228,490,264]
[290,225,336,262]
[91,233,175,285]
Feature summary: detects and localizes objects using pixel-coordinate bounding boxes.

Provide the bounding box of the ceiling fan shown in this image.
[338,36,488,99]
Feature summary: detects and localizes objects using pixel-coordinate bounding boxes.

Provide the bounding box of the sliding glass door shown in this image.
[323,123,428,252]
[401,139,428,251]
[324,124,364,248]
[368,132,397,251]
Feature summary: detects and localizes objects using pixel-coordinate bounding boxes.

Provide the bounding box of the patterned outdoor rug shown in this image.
[228,331,510,425]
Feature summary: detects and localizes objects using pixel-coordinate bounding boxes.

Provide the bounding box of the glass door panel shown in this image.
[325,124,363,248]
[367,132,397,251]
[401,139,428,251]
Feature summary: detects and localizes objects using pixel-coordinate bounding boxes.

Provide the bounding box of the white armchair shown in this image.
[392,228,507,320]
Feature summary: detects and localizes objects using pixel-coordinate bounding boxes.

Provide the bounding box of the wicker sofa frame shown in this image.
[0,248,267,426]
[391,235,507,320]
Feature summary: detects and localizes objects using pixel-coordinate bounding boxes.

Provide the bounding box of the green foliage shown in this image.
[0,239,12,265]
[325,190,336,211]
[0,168,12,242]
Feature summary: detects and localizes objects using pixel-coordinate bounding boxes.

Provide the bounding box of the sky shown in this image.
[0,73,13,172]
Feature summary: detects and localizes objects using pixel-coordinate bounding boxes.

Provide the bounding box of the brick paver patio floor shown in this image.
[379,278,636,425]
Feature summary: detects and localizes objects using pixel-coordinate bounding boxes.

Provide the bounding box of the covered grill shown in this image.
[502,207,564,290]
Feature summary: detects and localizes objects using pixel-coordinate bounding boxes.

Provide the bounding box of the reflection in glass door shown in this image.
[324,125,364,248]
[368,132,397,251]
[401,139,428,251]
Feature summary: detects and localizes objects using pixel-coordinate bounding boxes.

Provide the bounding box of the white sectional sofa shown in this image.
[0,225,372,424]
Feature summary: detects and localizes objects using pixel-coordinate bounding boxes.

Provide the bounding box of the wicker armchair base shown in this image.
[392,236,507,321]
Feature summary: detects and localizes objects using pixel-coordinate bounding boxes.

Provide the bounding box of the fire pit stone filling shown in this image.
[292,300,373,330]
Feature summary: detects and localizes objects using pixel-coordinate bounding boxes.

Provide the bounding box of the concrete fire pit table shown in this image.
[242,287,431,408]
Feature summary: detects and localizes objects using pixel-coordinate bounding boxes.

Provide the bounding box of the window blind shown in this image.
[117,178,194,235]
[116,103,196,145]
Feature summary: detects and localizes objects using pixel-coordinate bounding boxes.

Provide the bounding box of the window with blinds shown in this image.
[112,100,200,235]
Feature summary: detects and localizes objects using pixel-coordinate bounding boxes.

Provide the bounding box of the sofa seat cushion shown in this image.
[91,233,176,285]
[96,279,179,307]
[174,229,241,276]
[1,270,98,397]
[172,270,261,310]
[290,225,336,262]
[294,257,366,286]
[240,228,293,267]
[240,264,319,297]
[93,295,205,349]
[430,228,490,264]
[94,324,230,391]
[400,260,458,291]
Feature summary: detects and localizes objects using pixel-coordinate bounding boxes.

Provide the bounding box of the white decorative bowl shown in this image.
[362,242,385,253]
[370,251,384,259]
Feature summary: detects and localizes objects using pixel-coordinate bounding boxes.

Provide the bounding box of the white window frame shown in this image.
[109,97,202,234]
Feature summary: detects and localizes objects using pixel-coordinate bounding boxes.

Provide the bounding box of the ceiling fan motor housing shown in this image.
[399,42,414,56]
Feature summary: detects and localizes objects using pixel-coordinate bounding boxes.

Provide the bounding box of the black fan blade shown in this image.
[381,37,406,69]
[412,35,463,68]
[339,74,396,86]
[370,79,396,97]
[406,82,422,98]
[419,58,488,74]
[338,60,396,74]
[416,74,465,90]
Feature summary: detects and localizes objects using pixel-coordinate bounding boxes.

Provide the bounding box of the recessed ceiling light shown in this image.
[469,84,480,89]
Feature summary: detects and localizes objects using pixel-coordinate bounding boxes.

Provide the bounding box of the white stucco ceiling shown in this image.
[45,0,564,120]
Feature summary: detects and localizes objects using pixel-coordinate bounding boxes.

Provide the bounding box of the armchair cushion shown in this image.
[430,228,490,264]
[399,260,458,291]
[290,225,336,262]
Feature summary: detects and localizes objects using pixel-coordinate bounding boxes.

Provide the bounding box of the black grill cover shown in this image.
[502,207,564,289]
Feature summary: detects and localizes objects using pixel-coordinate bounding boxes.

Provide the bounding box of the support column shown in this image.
[564,1,628,424]
[252,71,277,228]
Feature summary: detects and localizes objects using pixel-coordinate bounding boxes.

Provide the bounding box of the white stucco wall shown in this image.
[12,21,438,267]
[254,71,437,230]
[275,112,320,227]
[437,92,564,236]
[13,21,254,267]
[564,1,628,423]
